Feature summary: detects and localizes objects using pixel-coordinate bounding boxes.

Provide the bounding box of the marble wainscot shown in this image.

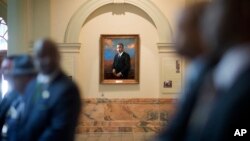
[76,98,176,133]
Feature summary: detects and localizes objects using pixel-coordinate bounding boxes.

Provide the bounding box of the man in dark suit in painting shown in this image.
[112,43,131,79]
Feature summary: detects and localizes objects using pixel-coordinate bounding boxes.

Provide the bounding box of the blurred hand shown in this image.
[116,72,122,77]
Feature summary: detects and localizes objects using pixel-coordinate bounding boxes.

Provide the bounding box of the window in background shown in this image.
[0,17,8,99]
[0,17,8,50]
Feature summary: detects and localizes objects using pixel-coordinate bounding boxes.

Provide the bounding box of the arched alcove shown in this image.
[78,3,160,98]
[64,0,173,44]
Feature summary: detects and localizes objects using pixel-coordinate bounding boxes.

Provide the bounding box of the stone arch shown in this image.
[64,0,173,43]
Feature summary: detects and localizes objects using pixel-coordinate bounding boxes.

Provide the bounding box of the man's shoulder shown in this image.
[54,72,75,84]
[25,72,77,93]
[51,72,79,92]
[123,52,130,57]
[5,90,18,98]
[0,91,18,107]
[124,52,129,55]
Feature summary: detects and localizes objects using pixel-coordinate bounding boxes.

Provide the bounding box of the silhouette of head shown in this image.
[175,1,209,59]
[33,38,60,75]
[202,0,250,54]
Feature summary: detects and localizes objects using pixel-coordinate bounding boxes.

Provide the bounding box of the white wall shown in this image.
[50,0,89,42]
[31,0,51,41]
[49,0,187,98]
[78,4,159,98]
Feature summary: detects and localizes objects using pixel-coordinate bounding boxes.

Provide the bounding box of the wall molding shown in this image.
[113,0,125,4]
[64,0,173,44]
[157,43,176,53]
[57,43,81,53]
[28,43,81,53]
[83,98,177,104]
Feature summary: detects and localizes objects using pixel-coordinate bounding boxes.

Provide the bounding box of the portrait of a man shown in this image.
[100,34,139,84]
[112,43,131,79]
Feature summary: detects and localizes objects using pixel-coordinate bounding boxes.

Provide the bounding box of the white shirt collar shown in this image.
[37,70,59,84]
[214,45,250,91]
[119,52,123,56]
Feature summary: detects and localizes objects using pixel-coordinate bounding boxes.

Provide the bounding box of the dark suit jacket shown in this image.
[13,71,81,141]
[2,95,25,141]
[156,56,249,141]
[112,52,130,78]
[0,91,18,133]
[155,57,216,141]
[199,67,250,141]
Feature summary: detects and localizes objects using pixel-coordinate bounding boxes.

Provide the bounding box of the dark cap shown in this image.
[7,55,36,76]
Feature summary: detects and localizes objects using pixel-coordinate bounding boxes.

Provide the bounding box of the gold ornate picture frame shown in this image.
[100,34,140,84]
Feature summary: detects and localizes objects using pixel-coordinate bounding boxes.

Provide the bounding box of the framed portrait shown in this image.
[100,34,140,84]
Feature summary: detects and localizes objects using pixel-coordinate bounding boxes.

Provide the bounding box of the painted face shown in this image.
[116,44,124,53]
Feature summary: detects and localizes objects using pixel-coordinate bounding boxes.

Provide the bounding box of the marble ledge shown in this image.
[82,98,177,104]
[76,98,176,133]
[76,126,164,133]
[77,121,167,127]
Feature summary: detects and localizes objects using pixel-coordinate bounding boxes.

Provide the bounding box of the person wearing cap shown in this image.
[0,56,16,96]
[0,55,36,141]
[19,38,81,141]
[0,56,18,138]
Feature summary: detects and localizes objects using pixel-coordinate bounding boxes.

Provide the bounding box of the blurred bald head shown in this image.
[33,38,60,75]
[175,1,210,59]
[203,0,250,53]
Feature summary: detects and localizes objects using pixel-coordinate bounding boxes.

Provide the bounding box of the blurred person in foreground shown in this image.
[158,0,250,141]
[156,2,217,141]
[192,0,250,140]
[0,55,36,141]
[155,2,217,141]
[0,56,18,134]
[19,38,81,141]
